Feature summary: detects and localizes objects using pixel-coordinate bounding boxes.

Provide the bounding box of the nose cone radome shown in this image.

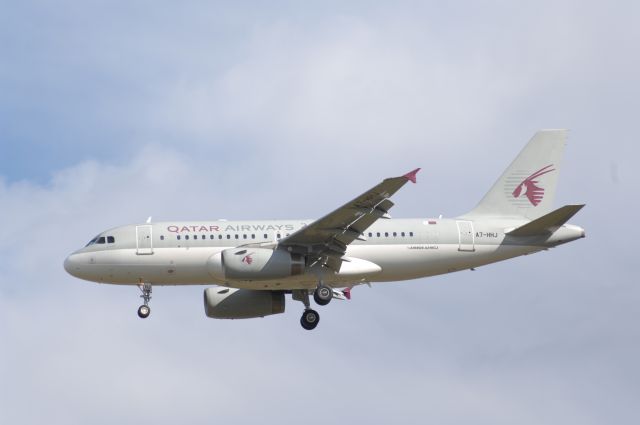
[64,253,82,278]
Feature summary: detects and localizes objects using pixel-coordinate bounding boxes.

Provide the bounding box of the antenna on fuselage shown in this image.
[146,216,152,224]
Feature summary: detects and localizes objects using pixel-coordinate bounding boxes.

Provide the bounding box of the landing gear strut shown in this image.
[137,283,152,319]
[293,289,320,331]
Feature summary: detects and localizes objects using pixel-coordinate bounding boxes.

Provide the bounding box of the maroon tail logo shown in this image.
[512,164,555,206]
[241,253,254,265]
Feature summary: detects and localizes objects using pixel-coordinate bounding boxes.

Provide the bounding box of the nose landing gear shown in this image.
[137,304,150,318]
[137,283,152,319]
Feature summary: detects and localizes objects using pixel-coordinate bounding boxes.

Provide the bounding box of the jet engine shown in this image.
[203,287,285,319]
[207,247,305,281]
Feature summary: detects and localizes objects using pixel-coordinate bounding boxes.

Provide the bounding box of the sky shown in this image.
[0,1,638,424]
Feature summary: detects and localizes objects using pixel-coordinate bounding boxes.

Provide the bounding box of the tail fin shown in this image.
[466,130,567,220]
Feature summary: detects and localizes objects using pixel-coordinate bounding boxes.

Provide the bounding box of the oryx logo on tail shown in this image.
[512,164,555,206]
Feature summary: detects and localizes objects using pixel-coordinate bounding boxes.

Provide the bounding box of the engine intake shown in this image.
[203,287,285,319]
[208,247,305,281]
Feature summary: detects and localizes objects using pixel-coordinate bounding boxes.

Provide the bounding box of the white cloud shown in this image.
[0,141,636,424]
[1,1,638,424]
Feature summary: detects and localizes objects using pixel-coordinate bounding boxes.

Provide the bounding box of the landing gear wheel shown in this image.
[137,305,151,319]
[313,286,332,306]
[137,283,152,319]
[300,309,320,330]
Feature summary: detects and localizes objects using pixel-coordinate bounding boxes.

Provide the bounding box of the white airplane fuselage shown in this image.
[64,217,585,291]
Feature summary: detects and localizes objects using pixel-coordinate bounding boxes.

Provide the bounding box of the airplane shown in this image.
[64,130,586,330]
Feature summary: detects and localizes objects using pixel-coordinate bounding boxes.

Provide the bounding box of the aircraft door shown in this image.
[136,225,154,255]
[456,220,475,252]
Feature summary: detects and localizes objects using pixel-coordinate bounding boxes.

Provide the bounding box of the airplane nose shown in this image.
[64,253,81,277]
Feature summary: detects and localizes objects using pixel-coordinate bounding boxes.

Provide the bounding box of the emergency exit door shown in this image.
[456,220,475,252]
[136,225,154,255]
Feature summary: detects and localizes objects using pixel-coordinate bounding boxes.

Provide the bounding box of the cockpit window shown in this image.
[85,234,114,246]
[85,236,99,247]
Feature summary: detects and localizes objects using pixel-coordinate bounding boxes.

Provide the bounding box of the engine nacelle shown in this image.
[207,247,305,281]
[203,287,285,319]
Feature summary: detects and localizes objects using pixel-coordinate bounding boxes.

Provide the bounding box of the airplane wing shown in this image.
[279,168,420,272]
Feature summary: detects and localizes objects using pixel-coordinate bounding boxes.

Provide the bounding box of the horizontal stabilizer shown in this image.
[506,204,585,237]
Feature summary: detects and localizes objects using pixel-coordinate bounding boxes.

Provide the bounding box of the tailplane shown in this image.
[466,130,567,220]
[506,204,584,236]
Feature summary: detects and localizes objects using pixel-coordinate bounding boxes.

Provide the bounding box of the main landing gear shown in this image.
[301,309,320,330]
[137,283,152,319]
[294,283,333,330]
[313,284,332,306]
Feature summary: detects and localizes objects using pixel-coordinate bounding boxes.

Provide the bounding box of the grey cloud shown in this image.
[0,1,638,424]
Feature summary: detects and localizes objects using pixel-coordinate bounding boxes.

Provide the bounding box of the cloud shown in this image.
[0,144,636,424]
[1,1,639,424]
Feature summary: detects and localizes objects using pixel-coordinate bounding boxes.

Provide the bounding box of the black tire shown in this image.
[300,309,320,330]
[313,286,332,306]
[137,305,151,319]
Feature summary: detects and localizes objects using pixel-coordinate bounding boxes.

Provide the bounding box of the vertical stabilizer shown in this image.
[465,130,567,220]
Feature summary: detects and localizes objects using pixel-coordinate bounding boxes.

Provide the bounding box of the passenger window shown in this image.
[97,237,106,244]
[393,232,397,237]
[251,234,255,239]
[243,234,247,239]
[235,234,239,239]
[410,232,414,237]
[185,235,190,240]
[385,232,389,237]
[227,235,231,239]
[218,235,222,239]
[177,235,181,240]
[368,232,372,237]
[376,232,380,237]
[107,236,115,243]
[401,232,405,237]
[160,236,164,241]
[264,234,268,239]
